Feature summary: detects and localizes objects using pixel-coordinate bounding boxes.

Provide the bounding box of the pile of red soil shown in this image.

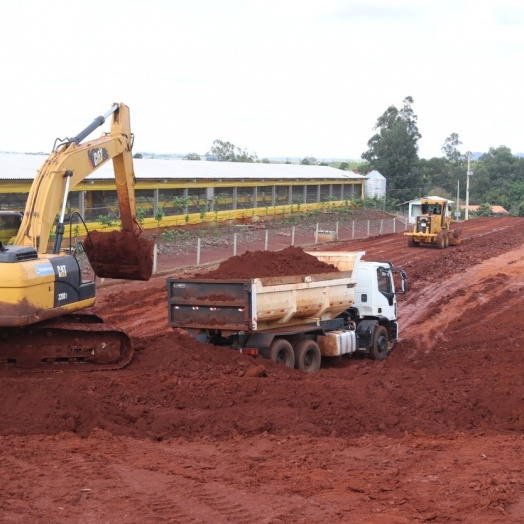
[84,230,154,281]
[197,246,338,279]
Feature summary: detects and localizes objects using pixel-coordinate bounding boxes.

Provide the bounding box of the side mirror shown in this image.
[392,268,407,294]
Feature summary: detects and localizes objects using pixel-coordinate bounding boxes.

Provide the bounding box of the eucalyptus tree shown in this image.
[362,96,422,203]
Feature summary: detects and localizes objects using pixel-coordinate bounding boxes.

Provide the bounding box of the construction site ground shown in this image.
[2,216,524,523]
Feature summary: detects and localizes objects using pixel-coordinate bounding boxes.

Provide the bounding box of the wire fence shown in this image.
[151,216,409,273]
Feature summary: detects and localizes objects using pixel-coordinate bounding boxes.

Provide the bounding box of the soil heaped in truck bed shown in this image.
[83,230,154,281]
[198,246,339,279]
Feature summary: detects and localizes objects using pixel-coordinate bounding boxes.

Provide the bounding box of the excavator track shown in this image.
[0,317,133,372]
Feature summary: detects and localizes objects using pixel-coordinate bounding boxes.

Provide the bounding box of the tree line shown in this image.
[358,96,524,215]
[169,97,524,216]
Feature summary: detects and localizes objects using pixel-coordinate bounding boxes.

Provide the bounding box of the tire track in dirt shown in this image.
[398,246,524,354]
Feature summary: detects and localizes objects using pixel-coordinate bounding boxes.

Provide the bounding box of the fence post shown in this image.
[234,233,237,256]
[153,243,158,274]
[352,220,355,239]
[393,218,396,233]
[380,219,383,235]
[335,221,339,240]
[367,220,370,237]
[291,226,295,246]
[315,223,319,243]
[196,238,201,265]
[265,229,269,251]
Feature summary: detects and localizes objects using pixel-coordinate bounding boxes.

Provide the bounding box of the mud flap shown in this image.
[83,230,154,281]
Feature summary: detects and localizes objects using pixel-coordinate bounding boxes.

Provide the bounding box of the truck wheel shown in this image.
[407,236,419,247]
[268,339,295,368]
[294,340,321,373]
[369,325,389,360]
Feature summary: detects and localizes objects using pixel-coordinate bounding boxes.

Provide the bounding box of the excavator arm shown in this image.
[16,103,140,253]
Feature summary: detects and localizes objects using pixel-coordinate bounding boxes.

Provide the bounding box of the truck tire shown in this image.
[294,340,321,373]
[268,339,295,368]
[407,236,419,247]
[369,325,389,360]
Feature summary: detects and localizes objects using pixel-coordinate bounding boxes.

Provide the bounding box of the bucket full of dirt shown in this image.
[83,230,154,281]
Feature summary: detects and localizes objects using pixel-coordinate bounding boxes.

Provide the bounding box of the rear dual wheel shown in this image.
[294,340,321,373]
[268,338,321,373]
[268,339,295,368]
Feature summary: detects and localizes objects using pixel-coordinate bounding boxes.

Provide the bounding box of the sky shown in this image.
[0,0,523,161]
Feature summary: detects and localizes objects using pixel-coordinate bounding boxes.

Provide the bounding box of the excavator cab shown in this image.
[0,211,23,244]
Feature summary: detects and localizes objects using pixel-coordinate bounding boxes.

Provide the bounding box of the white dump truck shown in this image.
[167,251,407,373]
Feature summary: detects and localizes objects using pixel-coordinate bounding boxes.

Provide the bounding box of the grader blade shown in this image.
[83,230,154,281]
[449,227,463,246]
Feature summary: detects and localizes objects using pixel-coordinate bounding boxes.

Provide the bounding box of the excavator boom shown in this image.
[17,104,145,251]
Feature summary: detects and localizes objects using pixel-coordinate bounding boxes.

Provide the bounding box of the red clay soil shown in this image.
[83,230,154,281]
[198,245,338,279]
[2,217,524,522]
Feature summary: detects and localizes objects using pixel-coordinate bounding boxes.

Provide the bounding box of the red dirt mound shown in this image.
[197,245,338,279]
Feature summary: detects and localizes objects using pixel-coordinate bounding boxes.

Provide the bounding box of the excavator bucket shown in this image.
[83,230,154,280]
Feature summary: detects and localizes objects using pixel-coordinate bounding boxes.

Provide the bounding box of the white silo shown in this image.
[364,170,386,199]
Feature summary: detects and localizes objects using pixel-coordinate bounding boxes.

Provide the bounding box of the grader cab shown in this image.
[404,198,462,249]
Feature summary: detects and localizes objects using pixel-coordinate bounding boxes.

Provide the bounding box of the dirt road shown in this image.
[1,217,524,523]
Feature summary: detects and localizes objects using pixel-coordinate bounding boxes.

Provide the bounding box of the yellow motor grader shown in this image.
[404,198,462,248]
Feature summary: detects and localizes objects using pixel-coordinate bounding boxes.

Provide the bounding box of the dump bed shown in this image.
[167,251,364,333]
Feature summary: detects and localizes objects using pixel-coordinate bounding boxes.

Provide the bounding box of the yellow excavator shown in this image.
[404,197,463,248]
[0,103,153,369]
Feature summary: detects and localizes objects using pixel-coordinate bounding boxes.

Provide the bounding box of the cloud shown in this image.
[494,5,524,25]
[327,0,426,22]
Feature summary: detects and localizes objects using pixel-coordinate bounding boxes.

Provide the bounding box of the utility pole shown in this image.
[465,151,473,220]
[456,180,460,220]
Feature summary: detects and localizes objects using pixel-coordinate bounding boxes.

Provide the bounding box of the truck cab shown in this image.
[347,260,406,357]
[353,261,398,321]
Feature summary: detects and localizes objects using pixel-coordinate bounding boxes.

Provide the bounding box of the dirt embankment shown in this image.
[2,216,524,523]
